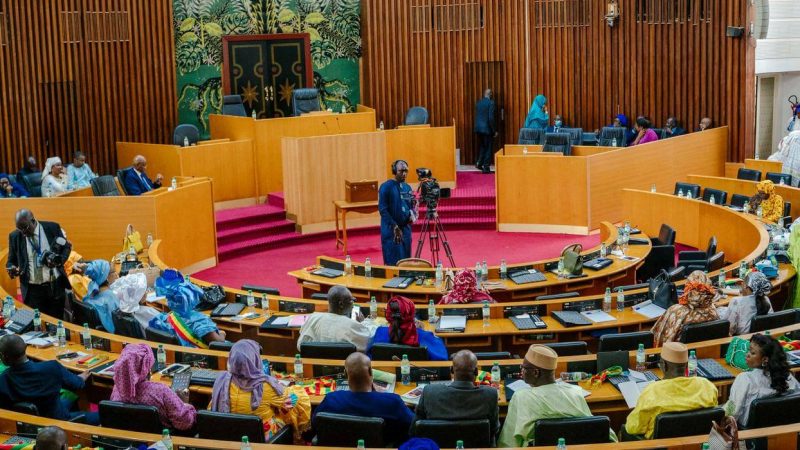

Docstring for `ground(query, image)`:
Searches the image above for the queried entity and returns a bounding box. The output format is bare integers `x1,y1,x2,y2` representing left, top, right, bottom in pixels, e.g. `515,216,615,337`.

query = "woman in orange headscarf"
651,271,720,346
749,179,784,223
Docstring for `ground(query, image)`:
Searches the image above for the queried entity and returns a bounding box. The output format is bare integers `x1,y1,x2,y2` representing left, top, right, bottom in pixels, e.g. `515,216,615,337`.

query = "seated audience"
631,116,659,146
312,352,414,444
16,155,39,181
65,251,90,300
718,271,773,335
724,333,799,426
0,173,28,198
110,343,196,431
297,285,376,352
439,269,494,304
498,345,616,446
596,114,636,144
41,157,68,197
82,260,120,333
0,335,99,424
123,155,163,196
111,272,160,336
698,117,714,131
370,295,447,360
768,131,800,186
747,179,784,223
624,342,718,439
65,151,95,189
35,426,68,450
651,271,719,346
210,339,311,442
788,104,800,133
545,114,566,133
663,117,686,138
524,94,549,129
412,350,499,444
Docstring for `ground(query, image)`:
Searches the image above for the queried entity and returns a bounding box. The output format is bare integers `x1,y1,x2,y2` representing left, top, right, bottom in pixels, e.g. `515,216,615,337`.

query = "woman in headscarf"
210,340,311,442
523,94,549,129
82,260,120,333
439,269,494,305
110,343,196,431
369,296,448,361
748,180,784,223
768,131,800,187
110,272,160,336
718,271,774,335
651,270,720,346
0,173,28,198
41,157,68,197
64,251,90,301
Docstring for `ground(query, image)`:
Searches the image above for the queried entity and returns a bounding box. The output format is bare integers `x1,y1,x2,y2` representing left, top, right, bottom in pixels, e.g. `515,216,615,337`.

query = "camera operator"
379,160,415,266
6,209,71,319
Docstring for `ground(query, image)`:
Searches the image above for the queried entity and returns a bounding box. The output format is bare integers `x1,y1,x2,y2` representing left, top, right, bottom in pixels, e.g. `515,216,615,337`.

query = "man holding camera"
379,160,414,266
6,209,71,319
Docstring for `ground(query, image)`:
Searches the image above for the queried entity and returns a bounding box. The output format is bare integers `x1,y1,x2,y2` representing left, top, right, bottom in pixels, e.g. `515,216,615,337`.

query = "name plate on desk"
345,180,378,203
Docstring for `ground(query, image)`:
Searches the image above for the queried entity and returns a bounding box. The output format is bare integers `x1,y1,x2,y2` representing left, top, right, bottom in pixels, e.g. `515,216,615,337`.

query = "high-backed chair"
729,193,749,208
371,343,428,361
404,106,430,125
651,224,676,246
99,401,163,434
744,392,800,429
145,326,180,345
534,416,611,446
783,201,792,223
414,419,491,448
300,342,357,359
21,172,42,197
90,175,120,196
543,132,572,155
674,182,701,198
518,128,545,145
222,94,247,117
397,258,433,268
702,187,727,204
292,88,321,116
598,331,654,352
209,341,235,351
559,127,583,145
639,223,677,281
681,319,730,344
196,410,269,443
70,296,104,330
112,311,144,339
651,128,666,139
315,412,385,447
708,251,726,272
599,127,626,147
173,124,200,146
543,341,587,356
749,309,798,333
766,172,792,186
677,236,717,273
117,168,132,195
652,407,725,439
737,168,762,181
472,351,514,360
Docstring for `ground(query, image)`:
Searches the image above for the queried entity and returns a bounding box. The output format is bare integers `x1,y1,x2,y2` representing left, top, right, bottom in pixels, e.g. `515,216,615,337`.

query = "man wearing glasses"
6,209,71,319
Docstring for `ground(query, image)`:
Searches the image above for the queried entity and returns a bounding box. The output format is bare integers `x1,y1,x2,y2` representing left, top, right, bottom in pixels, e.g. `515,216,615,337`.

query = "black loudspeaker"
726,26,745,38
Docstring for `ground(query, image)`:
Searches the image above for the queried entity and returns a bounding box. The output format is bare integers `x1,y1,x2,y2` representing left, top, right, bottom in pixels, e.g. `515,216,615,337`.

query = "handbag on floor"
707,416,746,450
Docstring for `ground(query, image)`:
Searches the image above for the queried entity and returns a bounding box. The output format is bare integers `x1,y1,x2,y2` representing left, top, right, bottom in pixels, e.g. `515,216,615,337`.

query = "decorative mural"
173,0,361,137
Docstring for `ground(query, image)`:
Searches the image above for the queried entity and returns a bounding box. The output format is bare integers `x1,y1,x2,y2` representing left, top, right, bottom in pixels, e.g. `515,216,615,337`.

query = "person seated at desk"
312,352,414,445
523,94,549,130
498,345,616,447
697,117,714,131
595,114,636,145
110,343,196,431
35,426,68,450
16,155,39,181
123,155,163,196
718,271,773,336
65,251,90,301
624,342,718,439
111,272,160,336
297,285,376,353
41,157,68,197
768,131,800,186
0,173,28,198
663,117,686,138
631,116,659,146
439,269,494,304
0,335,99,425
210,340,311,443
369,296,447,361
747,180,784,223
651,271,719,347
412,350,499,444
724,333,798,426
545,115,566,133
82,260,120,333
65,151,96,189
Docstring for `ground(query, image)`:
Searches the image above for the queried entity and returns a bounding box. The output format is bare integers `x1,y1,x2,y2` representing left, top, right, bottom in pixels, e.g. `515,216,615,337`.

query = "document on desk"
372,369,396,394
632,300,666,319
270,316,291,326
437,315,467,331
580,310,617,323
288,314,309,328
618,380,654,409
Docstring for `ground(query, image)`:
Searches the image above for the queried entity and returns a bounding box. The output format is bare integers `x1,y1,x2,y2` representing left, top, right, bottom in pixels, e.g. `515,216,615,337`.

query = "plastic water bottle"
650,184,657,193
688,350,698,376
341,104,347,114
481,261,488,282
357,439,366,450
499,259,507,279
401,354,411,385
157,344,167,371
557,257,565,277
739,261,748,279
560,372,590,382
475,262,482,280
251,108,258,119
378,120,384,131
369,295,377,319
557,437,567,449
294,354,304,378
686,190,693,200
636,343,646,371
246,290,255,308
603,287,612,313
2,298,11,320
616,288,625,312
260,293,269,311
600,242,607,257
455,441,465,450
345,255,352,275
81,323,92,351
482,300,490,327
162,429,173,450
32,309,41,331
757,205,763,219
611,137,618,147
241,436,252,450
183,136,189,147
780,177,785,185
171,177,178,190
146,232,154,248
128,244,136,261
522,146,529,155
364,258,372,278
677,188,684,197
710,194,716,205
743,200,750,213
491,362,501,386
718,268,726,287
428,299,436,323
435,262,443,287
56,320,66,348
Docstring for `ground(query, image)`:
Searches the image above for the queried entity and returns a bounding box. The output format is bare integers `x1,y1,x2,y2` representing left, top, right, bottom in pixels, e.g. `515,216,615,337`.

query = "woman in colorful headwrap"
438,269,494,305
718,271,774,335
110,272,160,336
748,179,784,223
0,173,28,198
41,157,68,197
768,131,800,187
148,269,225,347
369,296,448,361
82,260,119,333
651,270,720,346
210,340,311,442
110,343,196,431
523,94,549,129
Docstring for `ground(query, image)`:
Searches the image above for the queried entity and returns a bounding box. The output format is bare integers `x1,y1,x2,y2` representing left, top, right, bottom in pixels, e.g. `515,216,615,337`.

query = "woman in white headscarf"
41,156,68,197
110,272,160,335
768,131,800,187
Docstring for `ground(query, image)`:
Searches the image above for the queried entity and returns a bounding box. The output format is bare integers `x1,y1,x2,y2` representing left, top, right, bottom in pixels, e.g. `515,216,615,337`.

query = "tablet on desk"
436,315,467,333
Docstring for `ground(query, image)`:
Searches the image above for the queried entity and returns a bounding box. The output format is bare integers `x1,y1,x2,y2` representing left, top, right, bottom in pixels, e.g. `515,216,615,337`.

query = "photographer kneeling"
6,209,72,319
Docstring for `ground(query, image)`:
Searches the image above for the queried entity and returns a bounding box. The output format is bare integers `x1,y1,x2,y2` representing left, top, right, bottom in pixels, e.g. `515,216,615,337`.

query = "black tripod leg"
414,217,431,259
434,217,456,267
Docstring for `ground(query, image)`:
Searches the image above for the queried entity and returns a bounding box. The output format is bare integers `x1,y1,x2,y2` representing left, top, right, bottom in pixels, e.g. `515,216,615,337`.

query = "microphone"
391,355,440,375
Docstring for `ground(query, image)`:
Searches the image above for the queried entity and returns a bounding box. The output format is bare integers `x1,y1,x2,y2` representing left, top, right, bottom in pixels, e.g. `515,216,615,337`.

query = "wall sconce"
605,0,620,27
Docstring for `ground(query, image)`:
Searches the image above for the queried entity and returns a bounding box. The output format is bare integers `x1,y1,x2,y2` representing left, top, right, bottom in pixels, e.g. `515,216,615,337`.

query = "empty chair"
730,193,749,208
559,127,583,145
518,128,545,145
99,401,163,434
543,341,587,356
116,168,133,195
291,88,321,116
599,127,626,147
651,224,676,246
472,351,513,360
241,284,280,295
676,236,717,273
783,201,792,222
209,340,235,351
680,319,730,344
21,172,42,197
300,342,357,359
310,292,328,300
173,124,200,146
404,106,430,125
397,258,433,268
315,412,385,447
737,168,762,181
90,175,120,196
371,343,429,361
222,94,247,117
639,223,677,281
414,419,491,448
744,392,800,429
196,410,267,443
543,133,572,155
534,416,611,446
598,331,654,352
652,407,725,439
766,172,792,186
749,309,798,333
145,326,180,345
708,252,726,272
112,311,144,339
674,182,701,199
702,187,727,204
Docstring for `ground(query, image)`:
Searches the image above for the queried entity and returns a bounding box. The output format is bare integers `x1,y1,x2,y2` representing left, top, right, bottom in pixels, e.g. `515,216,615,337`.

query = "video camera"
416,168,450,212
39,237,67,269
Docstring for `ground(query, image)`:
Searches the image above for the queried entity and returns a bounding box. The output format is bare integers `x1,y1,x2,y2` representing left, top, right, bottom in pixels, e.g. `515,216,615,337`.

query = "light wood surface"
686,174,800,218
334,200,379,255
745,159,783,178
385,125,457,187
502,144,616,157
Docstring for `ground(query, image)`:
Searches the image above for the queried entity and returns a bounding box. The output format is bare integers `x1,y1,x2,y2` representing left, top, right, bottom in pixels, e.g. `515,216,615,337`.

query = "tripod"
414,206,455,267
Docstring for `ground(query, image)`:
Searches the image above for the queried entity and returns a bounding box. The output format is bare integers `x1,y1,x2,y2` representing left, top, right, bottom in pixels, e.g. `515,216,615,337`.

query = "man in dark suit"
412,349,500,444
122,155,163,196
6,209,71,319
474,89,497,174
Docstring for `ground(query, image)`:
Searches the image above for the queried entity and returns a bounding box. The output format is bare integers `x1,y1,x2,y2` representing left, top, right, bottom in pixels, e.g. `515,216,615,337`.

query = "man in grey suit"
474,89,497,174
411,350,500,444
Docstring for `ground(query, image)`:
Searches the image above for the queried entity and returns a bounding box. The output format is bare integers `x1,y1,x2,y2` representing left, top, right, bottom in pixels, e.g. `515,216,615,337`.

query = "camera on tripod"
416,168,451,213
414,168,455,266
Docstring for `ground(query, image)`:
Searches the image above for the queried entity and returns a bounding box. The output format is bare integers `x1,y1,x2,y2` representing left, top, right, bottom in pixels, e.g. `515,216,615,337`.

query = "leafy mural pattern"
174,0,361,137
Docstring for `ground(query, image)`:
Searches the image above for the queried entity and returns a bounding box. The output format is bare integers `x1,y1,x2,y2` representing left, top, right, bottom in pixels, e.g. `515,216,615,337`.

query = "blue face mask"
555,120,563,127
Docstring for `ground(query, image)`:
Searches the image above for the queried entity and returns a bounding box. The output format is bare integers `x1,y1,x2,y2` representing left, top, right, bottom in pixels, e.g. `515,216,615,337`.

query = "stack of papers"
580,310,617,323
618,370,654,408
632,300,666,319
270,316,291,326
288,314,309,327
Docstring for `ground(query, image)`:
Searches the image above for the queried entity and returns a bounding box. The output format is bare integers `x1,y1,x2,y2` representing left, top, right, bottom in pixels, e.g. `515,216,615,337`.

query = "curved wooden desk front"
686,174,800,216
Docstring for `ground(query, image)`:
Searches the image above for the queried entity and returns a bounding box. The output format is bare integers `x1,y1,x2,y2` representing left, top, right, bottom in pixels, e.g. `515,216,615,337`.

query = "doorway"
464,62,506,166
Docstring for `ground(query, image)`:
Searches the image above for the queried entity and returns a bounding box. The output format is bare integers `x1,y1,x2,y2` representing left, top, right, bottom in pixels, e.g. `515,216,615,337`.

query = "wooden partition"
687,175,800,217
725,159,783,179
385,125,457,187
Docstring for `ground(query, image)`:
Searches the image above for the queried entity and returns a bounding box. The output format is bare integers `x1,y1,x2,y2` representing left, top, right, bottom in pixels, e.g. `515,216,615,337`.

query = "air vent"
434,2,483,32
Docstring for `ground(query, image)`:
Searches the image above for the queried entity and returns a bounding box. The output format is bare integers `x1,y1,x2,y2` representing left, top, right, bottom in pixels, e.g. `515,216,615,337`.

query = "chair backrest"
70,297,104,330
404,106,430,125
657,223,676,246
674,182,701,198
397,258,433,268
300,342,357,359
371,343,429,361
599,127,626,147
145,326,180,345
117,168,132,195
651,128,666,139
708,252,725,272
209,341,235,351
22,172,42,197
730,193,749,208
99,400,163,434
517,128,545,145
749,309,798,333
653,407,725,439
543,341,587,356
784,201,792,219
744,392,800,429
472,351,513,360
534,416,611,446
559,127,583,145
241,284,280,295
292,88,321,116
737,167,762,181
196,410,266,443
173,124,200,146
705,236,718,257
414,419,491,448
681,319,730,343
702,187,727,204
766,172,792,186
543,132,573,155
11,402,39,416
112,310,144,339
598,331,654,352
222,94,247,117
90,175,120,196
315,412,385,447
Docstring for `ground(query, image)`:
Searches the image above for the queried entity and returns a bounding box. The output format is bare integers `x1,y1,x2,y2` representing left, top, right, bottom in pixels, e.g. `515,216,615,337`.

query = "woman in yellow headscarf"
749,180,784,223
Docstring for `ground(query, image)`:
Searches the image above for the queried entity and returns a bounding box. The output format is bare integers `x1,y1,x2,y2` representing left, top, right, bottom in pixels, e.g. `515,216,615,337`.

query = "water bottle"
56,321,66,348
560,372,590,382
345,255,352,275
491,362,501,386
357,439,366,450
688,350,697,376
435,262,443,287
455,441,465,450
294,354,304,378
241,436,252,450
616,288,625,312
481,261,488,282
157,344,167,371
2,297,11,320
482,300,490,327
401,354,411,385
557,257,565,277
611,137,618,147
743,200,750,213
636,343,646,371
128,244,136,260
81,323,92,351
710,194,716,205
341,104,347,114
251,109,257,119
499,259,507,280
171,177,178,190
556,438,567,450
755,151,760,160
677,188,684,197
522,146,529,155
32,309,41,331
162,429,173,450
146,232,154,248
739,261,748,279
624,221,631,234
260,293,269,311
718,268,726,287
603,287,612,313
183,136,189,147
364,258,372,278
600,242,607,257
428,299,436,323
369,295,377,319
757,205,763,219
780,177,785,185
379,121,384,131
650,184,657,193
475,262,482,280
246,290,255,308
686,190,693,200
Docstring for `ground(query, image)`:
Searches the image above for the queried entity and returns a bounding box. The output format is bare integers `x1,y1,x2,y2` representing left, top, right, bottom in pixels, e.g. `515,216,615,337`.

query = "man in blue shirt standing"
379,160,414,266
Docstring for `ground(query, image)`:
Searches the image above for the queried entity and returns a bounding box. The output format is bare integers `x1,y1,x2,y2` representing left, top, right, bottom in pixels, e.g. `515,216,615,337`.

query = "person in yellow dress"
749,179,784,223
64,251,90,300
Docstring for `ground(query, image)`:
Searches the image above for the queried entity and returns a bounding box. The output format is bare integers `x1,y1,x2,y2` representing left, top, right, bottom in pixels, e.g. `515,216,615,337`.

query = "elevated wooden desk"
686,174,800,216
334,200,379,254
725,158,783,179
